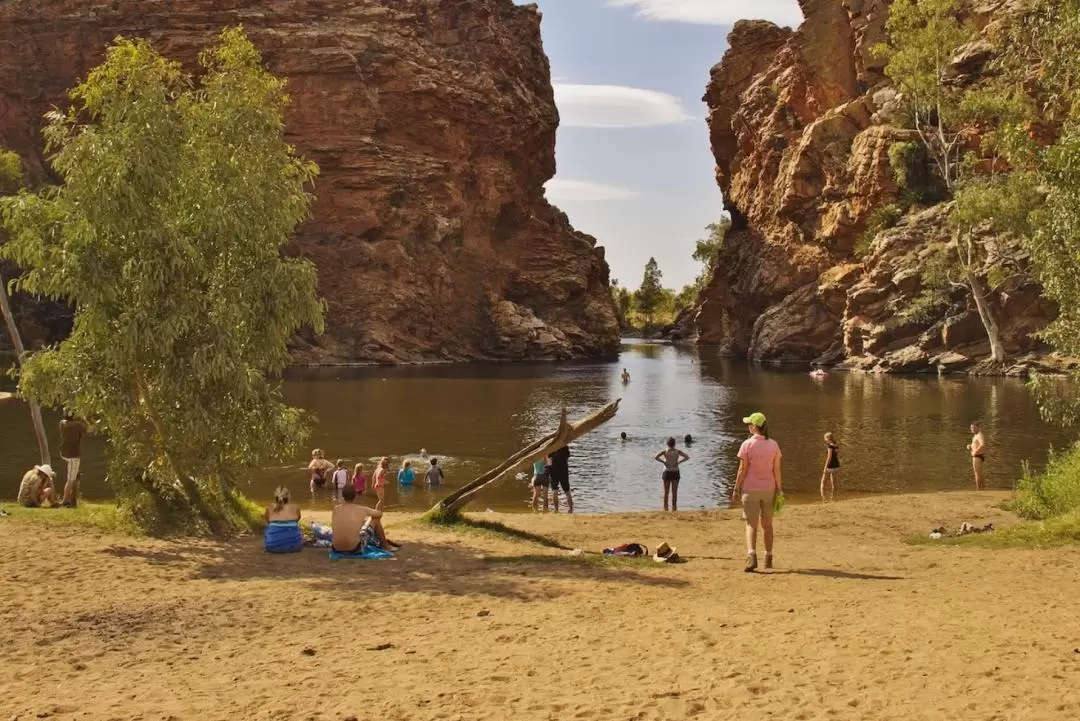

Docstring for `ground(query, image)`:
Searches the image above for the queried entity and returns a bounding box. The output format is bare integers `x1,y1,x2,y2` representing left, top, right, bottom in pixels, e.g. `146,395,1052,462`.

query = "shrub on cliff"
0,28,324,535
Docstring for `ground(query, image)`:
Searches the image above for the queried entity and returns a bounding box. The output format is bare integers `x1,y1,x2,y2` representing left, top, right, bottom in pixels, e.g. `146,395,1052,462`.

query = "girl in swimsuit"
654,437,689,512
353,463,367,494
820,432,840,502
372,457,389,510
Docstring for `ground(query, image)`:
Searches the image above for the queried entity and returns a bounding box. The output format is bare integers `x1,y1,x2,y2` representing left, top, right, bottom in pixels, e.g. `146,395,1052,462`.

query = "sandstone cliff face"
0,0,619,363
675,0,1061,373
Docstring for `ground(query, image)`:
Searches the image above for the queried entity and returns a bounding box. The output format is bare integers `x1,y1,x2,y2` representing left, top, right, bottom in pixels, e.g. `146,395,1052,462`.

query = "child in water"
372,457,389,510
821,432,841,501
353,463,367,494
398,459,416,486
425,457,445,486
531,455,551,512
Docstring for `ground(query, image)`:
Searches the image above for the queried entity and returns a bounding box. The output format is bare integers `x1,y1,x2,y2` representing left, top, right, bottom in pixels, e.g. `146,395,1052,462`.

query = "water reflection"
0,342,1075,513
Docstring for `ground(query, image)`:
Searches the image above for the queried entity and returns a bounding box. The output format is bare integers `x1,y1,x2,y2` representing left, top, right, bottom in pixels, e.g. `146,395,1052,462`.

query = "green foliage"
0,150,21,196
888,141,946,204
875,0,975,192
0,28,324,535
0,501,143,536
690,216,730,294
635,257,664,324
855,203,905,258
1012,446,1080,521
896,244,951,323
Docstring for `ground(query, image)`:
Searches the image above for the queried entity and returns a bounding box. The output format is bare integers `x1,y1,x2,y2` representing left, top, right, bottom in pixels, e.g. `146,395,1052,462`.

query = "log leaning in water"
426,399,621,518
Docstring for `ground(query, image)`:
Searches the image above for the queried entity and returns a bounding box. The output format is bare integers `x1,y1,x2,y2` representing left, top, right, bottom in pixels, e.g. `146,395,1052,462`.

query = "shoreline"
4,490,1079,720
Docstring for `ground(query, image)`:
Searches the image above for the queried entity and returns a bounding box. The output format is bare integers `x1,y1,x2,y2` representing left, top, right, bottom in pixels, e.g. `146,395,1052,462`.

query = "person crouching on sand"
732,412,782,572
821,432,840,502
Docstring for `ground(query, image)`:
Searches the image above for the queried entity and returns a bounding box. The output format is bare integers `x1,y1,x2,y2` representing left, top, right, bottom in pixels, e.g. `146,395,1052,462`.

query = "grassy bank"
0,502,142,536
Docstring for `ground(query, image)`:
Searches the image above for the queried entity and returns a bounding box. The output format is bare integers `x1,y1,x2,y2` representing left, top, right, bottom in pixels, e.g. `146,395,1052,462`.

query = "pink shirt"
737,434,781,492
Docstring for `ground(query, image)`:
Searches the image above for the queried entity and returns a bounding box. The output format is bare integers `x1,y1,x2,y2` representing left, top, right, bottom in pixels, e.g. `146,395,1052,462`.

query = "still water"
1,340,1075,513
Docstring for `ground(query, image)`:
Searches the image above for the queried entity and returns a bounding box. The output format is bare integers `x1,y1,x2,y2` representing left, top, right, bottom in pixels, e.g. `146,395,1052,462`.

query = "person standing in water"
968,423,986,490
621,368,630,384
398,459,416,487
732,412,782,572
372,457,390,510
654,437,689,512
820,432,840,502
530,455,551,512
549,444,573,513
425,457,444,486
308,449,335,493
331,459,350,502
353,463,367,494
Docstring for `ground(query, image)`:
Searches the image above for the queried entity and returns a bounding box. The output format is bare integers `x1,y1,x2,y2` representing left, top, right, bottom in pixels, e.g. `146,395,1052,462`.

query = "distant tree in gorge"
690,216,730,294
609,278,632,329
636,257,663,327
0,28,324,534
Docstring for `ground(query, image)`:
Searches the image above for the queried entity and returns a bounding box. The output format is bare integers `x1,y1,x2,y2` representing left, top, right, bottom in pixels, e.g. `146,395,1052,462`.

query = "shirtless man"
331,485,400,552
620,368,630,384
968,423,986,490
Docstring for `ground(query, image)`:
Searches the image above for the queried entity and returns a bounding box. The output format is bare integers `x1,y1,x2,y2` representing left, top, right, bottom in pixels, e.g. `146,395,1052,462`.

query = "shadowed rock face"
672,0,1061,374
0,0,619,363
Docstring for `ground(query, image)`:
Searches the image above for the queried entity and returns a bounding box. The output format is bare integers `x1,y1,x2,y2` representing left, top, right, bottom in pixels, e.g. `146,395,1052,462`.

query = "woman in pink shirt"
731,412,783,573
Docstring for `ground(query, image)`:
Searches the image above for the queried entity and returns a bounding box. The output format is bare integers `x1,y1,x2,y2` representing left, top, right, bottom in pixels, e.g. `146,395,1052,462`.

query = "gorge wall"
672,0,1062,374
0,0,619,363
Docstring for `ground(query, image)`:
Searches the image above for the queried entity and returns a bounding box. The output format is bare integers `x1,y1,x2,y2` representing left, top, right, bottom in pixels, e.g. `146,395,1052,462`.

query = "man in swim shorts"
331,485,400,552
968,423,986,490
549,444,573,513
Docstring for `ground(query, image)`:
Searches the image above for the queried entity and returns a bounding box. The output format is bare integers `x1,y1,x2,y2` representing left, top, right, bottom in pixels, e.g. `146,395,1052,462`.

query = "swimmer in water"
620,432,628,442
621,368,630,384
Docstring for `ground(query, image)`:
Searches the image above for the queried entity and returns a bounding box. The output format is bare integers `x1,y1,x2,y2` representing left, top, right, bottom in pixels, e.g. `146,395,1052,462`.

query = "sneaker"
764,554,773,570
744,553,757,573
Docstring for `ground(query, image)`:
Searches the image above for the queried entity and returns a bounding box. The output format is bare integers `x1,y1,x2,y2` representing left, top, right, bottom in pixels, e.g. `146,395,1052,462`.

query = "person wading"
654,437,689,512
732,412,782,572
968,423,987,490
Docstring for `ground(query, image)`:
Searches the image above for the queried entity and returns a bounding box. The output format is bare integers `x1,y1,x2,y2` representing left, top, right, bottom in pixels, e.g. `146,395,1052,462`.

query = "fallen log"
424,399,621,519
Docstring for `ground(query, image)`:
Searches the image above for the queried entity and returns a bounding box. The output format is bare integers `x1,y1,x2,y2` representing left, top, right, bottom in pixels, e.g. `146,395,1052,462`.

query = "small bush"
855,203,906,257
1012,445,1080,520
888,141,948,204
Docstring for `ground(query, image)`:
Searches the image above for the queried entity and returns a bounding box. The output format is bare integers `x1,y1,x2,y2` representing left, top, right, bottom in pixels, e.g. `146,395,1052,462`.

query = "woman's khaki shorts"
741,490,775,522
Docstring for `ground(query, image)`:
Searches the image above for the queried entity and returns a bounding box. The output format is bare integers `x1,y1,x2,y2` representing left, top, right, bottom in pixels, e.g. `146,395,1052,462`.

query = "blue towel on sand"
329,547,394,560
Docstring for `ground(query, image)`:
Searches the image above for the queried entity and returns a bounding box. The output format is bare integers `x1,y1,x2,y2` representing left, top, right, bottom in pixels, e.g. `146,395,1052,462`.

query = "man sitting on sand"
331,485,401,553
17,464,58,508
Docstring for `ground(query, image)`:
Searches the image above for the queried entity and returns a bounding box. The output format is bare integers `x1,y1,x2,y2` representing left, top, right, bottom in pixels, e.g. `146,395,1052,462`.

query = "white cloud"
545,179,642,202
554,84,692,128
606,0,804,27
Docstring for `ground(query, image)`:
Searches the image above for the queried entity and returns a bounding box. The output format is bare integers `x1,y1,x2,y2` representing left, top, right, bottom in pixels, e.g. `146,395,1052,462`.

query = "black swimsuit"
827,444,840,470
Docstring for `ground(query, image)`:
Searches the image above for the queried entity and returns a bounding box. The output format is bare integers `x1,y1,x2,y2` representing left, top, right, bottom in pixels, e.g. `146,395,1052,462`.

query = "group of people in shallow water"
305,448,444,510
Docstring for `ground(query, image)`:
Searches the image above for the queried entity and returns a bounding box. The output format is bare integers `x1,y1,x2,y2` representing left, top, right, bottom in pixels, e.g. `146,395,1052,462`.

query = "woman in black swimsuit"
820,432,840,502
654,437,689,512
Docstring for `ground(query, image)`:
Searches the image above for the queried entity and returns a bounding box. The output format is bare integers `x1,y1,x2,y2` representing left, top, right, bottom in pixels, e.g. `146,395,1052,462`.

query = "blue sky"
520,0,803,289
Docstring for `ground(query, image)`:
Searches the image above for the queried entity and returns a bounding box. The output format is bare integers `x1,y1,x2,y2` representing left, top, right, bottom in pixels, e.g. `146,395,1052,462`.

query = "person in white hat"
17,464,58,508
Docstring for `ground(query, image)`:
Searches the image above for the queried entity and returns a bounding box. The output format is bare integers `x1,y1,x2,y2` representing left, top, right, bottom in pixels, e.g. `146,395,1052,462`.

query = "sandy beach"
3,492,1079,721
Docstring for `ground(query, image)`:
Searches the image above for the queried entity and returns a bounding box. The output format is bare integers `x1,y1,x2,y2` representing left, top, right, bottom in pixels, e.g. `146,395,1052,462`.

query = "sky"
520,0,804,289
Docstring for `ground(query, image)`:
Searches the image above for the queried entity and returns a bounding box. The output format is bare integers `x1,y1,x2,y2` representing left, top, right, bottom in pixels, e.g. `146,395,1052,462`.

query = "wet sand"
3,491,1079,721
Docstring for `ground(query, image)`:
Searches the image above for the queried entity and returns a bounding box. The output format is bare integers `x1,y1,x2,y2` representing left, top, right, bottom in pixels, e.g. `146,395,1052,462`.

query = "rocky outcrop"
0,0,619,363
673,0,1063,373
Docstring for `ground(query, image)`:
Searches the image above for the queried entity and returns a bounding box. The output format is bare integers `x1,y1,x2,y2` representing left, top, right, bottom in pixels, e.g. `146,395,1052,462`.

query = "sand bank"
2,492,1079,720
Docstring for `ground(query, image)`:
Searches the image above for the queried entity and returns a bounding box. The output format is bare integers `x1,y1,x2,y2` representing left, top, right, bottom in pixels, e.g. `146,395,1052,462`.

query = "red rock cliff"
0,0,619,363
677,0,1061,374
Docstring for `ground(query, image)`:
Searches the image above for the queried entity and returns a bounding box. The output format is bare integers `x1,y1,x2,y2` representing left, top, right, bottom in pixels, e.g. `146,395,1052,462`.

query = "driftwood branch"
425,399,621,519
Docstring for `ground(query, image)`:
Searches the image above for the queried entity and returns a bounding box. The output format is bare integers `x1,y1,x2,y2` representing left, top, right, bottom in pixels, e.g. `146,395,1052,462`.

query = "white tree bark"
0,271,52,465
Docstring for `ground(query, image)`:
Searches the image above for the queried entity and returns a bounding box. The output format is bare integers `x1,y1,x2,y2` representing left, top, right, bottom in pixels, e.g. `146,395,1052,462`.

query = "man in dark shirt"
549,444,573,513
59,412,89,507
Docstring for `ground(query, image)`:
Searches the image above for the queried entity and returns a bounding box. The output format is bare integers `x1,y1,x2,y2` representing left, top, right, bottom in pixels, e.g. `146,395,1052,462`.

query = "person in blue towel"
263,487,303,553
331,485,400,553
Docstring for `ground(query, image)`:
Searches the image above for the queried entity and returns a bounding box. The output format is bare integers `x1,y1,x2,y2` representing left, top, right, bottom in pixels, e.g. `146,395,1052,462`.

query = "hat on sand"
742,412,767,427
654,541,680,563
34,464,55,479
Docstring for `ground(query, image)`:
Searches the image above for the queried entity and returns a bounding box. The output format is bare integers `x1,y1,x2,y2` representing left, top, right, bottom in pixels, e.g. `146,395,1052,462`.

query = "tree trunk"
0,271,51,465
967,271,1007,364
426,399,621,518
